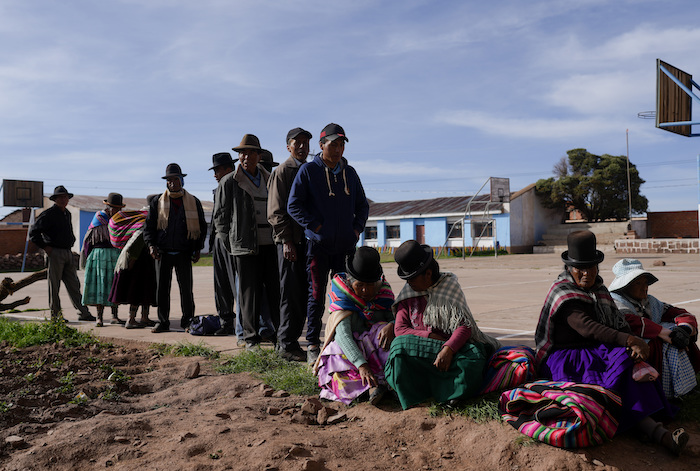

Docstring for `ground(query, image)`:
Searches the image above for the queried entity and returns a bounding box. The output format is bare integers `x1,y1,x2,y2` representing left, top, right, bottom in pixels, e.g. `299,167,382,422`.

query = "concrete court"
3,251,699,355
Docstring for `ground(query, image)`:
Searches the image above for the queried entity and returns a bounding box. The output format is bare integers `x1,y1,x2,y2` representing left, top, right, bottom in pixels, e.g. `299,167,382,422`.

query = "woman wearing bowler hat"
313,246,395,406
81,193,127,327
535,230,689,455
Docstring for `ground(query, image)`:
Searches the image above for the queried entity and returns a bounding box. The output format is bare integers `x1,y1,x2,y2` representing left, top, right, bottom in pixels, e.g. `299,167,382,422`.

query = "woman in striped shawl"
534,230,689,456
385,240,501,410
313,247,395,406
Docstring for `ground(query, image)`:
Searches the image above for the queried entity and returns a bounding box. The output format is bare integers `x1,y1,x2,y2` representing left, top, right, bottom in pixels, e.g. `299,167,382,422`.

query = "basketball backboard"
489,177,510,203
2,180,44,208
656,59,694,137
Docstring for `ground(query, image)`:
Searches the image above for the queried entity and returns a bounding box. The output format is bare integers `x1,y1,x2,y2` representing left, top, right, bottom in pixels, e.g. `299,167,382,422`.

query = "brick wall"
0,227,40,255
614,238,699,254
647,211,698,238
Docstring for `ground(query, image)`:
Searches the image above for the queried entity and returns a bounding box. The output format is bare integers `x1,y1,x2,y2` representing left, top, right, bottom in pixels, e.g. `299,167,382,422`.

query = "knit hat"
608,258,658,293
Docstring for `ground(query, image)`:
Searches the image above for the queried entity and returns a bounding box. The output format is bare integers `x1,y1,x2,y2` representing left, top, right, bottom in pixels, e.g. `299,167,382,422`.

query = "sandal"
664,428,689,456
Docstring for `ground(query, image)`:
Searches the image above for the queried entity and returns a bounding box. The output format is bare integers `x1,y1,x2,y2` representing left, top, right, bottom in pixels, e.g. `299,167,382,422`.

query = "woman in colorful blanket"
313,246,395,405
81,193,126,327
534,230,689,455
609,258,699,398
385,240,501,410
107,198,157,329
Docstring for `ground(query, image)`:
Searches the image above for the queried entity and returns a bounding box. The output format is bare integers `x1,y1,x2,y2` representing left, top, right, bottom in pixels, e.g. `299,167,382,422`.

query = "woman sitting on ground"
313,246,395,406
535,230,688,455
609,258,699,398
385,240,501,410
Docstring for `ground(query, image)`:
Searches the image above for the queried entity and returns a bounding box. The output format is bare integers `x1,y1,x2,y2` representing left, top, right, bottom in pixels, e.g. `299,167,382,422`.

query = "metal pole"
697,155,700,249
626,129,632,219
21,210,34,273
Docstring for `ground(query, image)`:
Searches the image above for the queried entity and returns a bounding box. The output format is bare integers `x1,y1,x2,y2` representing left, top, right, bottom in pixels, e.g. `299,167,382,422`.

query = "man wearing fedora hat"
208,153,238,336
215,134,280,349
29,185,95,322
268,127,313,362
287,123,369,363
385,240,500,409
144,163,207,333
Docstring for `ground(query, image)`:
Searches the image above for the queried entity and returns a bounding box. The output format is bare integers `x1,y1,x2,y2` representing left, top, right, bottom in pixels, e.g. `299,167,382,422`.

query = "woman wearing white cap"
609,258,699,398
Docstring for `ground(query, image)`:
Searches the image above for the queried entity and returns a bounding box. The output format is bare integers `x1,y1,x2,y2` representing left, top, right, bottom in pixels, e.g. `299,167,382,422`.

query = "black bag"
188,315,221,336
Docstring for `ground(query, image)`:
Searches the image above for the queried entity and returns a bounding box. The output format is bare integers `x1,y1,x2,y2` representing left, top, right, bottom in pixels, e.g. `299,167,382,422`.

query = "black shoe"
307,345,321,365
245,341,261,351
152,323,170,333
77,312,96,321
279,348,307,362
369,384,388,406
213,327,232,336
180,318,192,330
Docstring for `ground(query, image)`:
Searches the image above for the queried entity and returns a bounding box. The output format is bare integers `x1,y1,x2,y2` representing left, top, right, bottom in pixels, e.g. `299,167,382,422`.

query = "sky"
2,0,700,219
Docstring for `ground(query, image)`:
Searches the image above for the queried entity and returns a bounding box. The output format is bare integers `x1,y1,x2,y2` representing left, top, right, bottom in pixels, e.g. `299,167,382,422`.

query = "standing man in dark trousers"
29,185,95,322
268,127,312,362
209,153,238,336
145,163,207,333
288,123,369,363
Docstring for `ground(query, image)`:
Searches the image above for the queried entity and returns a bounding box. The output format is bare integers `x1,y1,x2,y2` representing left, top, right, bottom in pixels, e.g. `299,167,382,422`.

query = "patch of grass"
429,393,502,423
0,402,10,413
149,341,220,359
107,369,131,384
192,253,213,267
23,372,36,383
101,385,121,402
0,317,100,348
215,348,319,396
57,371,75,394
514,435,539,447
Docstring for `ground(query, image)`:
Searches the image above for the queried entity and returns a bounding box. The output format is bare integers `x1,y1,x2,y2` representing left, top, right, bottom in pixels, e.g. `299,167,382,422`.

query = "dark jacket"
214,165,271,256
29,204,76,250
287,153,369,254
144,191,207,254
267,155,305,245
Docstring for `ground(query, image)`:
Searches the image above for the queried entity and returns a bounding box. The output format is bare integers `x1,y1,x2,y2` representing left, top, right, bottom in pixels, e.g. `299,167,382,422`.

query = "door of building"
416,225,425,244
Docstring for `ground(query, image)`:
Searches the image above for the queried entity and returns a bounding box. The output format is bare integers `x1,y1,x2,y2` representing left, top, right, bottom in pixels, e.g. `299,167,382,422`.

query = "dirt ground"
1,338,698,471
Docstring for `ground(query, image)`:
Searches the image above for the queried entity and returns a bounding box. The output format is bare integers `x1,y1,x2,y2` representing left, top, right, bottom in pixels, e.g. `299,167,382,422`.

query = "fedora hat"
209,152,234,171
561,230,604,267
49,185,73,201
259,149,279,172
162,163,187,179
395,240,433,280
608,258,658,293
103,193,126,208
346,246,383,283
232,134,265,153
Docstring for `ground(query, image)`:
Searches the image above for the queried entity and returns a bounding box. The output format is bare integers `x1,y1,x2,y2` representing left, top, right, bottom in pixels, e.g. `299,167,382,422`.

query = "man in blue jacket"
287,123,369,363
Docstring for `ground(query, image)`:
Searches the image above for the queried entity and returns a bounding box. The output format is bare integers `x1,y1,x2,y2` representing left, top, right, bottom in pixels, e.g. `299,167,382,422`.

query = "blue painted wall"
424,217,447,246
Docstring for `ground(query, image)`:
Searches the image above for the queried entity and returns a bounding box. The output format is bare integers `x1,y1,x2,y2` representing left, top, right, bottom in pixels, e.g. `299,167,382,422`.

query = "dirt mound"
0,340,698,470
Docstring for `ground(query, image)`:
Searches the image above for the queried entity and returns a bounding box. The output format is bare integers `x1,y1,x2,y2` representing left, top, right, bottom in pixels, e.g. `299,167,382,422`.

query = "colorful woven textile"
109,210,147,249
328,273,394,321
480,346,536,394
499,380,621,448
88,210,109,231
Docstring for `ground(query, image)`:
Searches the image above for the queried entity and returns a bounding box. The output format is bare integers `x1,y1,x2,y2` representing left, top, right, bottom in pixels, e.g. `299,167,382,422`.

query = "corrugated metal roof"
368,194,502,218
46,194,214,213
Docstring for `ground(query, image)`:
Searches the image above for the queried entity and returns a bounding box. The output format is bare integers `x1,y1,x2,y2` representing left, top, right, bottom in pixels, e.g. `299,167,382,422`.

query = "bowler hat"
49,185,74,201
232,134,265,152
319,123,348,142
561,230,604,267
346,247,383,283
103,193,126,208
209,152,234,171
286,127,312,144
395,240,433,280
162,163,187,179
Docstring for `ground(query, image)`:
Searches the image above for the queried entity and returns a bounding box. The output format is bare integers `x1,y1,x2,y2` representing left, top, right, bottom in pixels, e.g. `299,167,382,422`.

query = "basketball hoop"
637,111,656,119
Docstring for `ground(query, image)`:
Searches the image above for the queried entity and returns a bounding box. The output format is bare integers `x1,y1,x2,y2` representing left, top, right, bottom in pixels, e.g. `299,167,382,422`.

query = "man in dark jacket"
287,123,369,363
29,185,95,322
268,127,312,362
144,163,207,333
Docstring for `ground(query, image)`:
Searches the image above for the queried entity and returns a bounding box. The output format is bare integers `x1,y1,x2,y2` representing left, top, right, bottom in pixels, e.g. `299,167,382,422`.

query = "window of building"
365,226,377,239
386,225,400,239
447,221,463,239
472,221,493,238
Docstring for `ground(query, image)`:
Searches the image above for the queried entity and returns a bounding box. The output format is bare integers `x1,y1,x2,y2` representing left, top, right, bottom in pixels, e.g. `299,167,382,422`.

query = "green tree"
535,148,648,221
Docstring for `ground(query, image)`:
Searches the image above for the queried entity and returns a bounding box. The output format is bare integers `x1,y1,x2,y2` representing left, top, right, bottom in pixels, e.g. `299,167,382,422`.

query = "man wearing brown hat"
29,185,95,322
208,153,238,336
215,134,280,349
287,123,370,363
267,127,312,361
144,164,207,333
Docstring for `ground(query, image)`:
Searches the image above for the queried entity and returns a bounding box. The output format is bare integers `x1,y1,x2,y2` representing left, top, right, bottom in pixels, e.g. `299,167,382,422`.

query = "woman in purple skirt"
534,230,689,455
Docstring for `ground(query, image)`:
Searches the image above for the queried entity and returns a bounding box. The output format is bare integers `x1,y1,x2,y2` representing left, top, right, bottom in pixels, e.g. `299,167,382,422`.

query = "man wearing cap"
208,153,238,336
144,163,207,333
215,134,280,349
267,127,312,362
29,185,95,322
287,123,370,363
